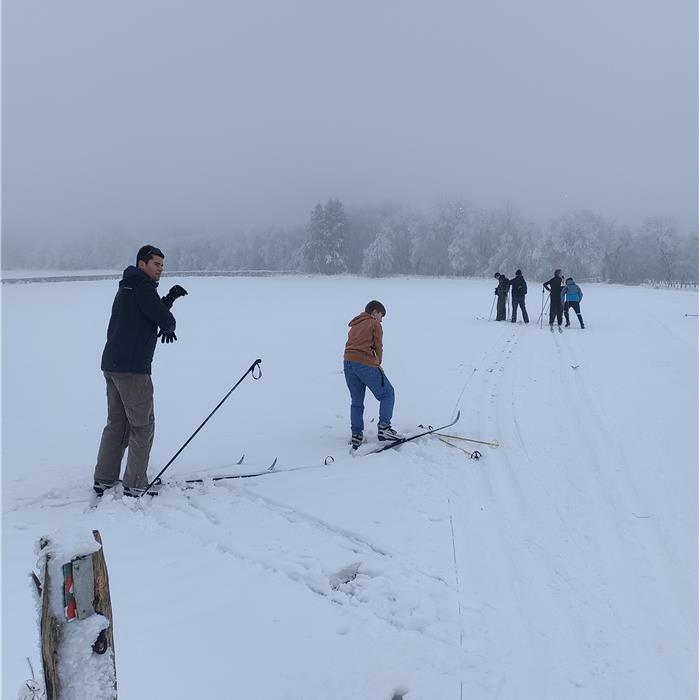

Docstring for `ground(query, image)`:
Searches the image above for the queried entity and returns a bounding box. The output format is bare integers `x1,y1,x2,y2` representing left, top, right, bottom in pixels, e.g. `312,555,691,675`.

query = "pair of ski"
94,413,468,499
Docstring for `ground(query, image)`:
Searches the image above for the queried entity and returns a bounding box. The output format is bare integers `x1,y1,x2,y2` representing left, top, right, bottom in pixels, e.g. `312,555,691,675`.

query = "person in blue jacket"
561,277,585,328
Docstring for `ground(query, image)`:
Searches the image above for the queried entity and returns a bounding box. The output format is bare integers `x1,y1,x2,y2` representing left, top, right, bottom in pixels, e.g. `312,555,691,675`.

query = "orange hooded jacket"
343,312,383,367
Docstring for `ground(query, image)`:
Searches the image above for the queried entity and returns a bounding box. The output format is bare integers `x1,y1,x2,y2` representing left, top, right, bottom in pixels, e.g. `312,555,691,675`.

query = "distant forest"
3,199,698,283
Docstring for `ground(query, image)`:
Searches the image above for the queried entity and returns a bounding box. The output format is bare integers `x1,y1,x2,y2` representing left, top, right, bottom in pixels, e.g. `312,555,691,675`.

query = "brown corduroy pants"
94,371,155,489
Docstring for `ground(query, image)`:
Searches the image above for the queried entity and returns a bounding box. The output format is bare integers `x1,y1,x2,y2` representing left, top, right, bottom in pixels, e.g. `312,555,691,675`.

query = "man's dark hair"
494,272,500,279
137,245,165,264
365,300,386,317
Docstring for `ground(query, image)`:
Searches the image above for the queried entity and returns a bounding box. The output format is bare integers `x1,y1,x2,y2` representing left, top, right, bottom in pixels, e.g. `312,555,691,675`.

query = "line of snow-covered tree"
3,198,698,283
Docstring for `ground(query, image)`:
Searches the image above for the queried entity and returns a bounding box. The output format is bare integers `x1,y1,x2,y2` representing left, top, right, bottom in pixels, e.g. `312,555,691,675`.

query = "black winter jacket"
511,274,527,297
101,266,176,374
543,275,564,300
495,276,510,295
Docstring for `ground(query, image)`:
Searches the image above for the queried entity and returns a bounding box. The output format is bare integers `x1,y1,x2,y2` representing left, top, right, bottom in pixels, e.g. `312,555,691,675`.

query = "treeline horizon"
3,198,698,284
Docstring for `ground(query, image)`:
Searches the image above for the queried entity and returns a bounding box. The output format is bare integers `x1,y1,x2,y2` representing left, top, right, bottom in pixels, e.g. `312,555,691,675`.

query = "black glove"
162,285,188,309
158,329,178,344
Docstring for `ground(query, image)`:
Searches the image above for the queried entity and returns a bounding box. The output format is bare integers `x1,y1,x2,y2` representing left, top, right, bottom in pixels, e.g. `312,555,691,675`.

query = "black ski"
369,411,461,453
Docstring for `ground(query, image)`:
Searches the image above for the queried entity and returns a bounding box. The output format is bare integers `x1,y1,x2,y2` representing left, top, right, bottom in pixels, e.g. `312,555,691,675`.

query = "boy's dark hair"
365,300,386,317
137,245,165,264
494,272,500,279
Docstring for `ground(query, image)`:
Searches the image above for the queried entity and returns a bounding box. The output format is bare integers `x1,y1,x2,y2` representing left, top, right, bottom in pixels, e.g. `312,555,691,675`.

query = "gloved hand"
162,285,188,309
158,330,178,344
168,285,188,299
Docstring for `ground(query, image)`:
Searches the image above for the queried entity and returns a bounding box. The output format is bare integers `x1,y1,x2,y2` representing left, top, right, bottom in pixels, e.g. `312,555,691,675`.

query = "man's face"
138,255,164,281
370,309,384,322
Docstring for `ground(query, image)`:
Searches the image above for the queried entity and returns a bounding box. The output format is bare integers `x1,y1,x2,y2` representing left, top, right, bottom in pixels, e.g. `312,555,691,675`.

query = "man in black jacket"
543,268,564,329
510,269,529,323
94,245,187,496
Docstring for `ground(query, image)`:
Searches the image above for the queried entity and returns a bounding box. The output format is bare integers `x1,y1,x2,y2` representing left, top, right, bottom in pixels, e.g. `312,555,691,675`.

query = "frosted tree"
361,225,395,277
301,200,348,274
487,205,540,278
535,211,611,280
674,231,699,283
602,226,638,282
445,203,499,276
414,198,470,276
637,216,680,282
359,208,423,275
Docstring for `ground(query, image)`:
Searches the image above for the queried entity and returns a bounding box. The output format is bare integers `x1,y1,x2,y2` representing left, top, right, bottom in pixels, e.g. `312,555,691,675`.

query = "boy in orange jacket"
343,300,402,449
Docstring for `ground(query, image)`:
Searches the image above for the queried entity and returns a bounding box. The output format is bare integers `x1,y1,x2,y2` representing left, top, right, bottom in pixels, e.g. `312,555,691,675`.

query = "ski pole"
538,287,545,327
141,359,263,495
488,295,496,321
538,294,550,328
436,434,482,459
435,433,499,448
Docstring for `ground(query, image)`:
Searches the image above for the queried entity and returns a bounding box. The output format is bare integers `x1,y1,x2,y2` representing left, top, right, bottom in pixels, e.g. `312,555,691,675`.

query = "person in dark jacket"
343,300,402,450
543,269,564,329
94,245,188,496
561,277,585,328
494,273,510,321
510,269,529,323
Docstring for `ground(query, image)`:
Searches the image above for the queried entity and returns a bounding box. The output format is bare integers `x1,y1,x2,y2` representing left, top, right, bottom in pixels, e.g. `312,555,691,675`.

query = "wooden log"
38,538,62,699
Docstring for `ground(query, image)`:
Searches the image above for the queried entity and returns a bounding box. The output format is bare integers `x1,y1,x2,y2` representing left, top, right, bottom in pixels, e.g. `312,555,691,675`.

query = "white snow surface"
2,275,698,699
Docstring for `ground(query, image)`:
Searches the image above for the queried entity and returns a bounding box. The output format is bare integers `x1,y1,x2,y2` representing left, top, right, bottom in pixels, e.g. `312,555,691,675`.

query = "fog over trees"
3,198,697,284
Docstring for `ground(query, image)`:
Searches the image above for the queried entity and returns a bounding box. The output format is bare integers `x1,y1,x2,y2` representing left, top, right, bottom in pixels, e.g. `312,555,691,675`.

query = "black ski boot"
351,432,363,450
93,478,120,497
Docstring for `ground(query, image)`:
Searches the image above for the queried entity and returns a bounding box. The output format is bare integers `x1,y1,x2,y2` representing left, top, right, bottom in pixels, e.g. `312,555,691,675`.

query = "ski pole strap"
252,359,262,380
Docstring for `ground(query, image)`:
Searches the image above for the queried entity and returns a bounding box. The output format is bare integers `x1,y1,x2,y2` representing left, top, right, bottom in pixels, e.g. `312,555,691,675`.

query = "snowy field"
2,274,698,699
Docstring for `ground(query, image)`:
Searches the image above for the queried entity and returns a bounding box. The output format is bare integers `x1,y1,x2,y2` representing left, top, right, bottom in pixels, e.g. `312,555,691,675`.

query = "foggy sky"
3,0,698,243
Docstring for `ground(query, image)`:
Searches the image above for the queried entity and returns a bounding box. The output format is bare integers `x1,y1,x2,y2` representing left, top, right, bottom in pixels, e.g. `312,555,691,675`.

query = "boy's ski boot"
351,432,364,450
378,424,403,442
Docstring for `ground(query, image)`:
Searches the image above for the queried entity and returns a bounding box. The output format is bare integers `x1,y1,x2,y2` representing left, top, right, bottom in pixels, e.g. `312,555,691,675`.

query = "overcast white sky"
3,0,698,242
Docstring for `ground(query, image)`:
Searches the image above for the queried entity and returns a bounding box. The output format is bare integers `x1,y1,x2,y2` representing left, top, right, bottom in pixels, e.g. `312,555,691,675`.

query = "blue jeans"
343,360,395,433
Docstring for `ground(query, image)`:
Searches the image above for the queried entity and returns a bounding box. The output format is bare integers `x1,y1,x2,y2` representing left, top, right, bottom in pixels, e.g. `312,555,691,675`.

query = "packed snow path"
3,276,697,699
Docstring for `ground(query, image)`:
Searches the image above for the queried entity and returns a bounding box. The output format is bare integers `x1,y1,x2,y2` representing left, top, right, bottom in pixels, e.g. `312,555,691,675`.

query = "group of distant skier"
493,268,585,330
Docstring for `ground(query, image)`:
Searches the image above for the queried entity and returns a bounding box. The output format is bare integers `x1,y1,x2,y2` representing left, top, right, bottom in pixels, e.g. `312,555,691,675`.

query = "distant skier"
93,245,188,497
343,300,402,450
510,269,529,323
562,277,585,328
543,269,565,330
494,273,510,321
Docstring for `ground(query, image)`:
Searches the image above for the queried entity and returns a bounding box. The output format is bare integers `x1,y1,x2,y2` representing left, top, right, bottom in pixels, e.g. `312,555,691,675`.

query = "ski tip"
454,410,461,422
267,457,278,472
236,453,246,465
